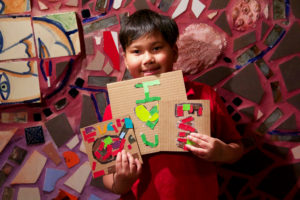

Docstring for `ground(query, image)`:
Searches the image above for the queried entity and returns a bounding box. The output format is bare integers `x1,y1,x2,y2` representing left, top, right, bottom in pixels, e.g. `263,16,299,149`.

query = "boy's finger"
185,144,207,158
121,150,129,168
127,152,136,173
187,135,208,148
135,158,142,175
115,152,122,171
190,133,210,142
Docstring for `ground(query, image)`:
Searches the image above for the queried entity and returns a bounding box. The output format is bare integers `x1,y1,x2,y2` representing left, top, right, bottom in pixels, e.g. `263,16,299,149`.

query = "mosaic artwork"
81,117,142,178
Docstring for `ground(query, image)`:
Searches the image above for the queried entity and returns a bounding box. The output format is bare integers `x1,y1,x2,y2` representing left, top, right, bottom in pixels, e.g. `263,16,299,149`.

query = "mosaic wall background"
0,0,300,199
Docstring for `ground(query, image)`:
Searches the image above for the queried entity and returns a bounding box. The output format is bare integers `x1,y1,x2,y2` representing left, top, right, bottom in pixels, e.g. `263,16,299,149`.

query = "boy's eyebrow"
128,41,164,49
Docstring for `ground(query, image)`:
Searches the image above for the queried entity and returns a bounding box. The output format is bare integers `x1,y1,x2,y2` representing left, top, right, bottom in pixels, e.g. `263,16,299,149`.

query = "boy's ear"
122,52,129,69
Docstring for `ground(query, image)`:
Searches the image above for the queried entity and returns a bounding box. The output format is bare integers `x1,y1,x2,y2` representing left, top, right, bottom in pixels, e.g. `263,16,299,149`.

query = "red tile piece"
103,31,120,71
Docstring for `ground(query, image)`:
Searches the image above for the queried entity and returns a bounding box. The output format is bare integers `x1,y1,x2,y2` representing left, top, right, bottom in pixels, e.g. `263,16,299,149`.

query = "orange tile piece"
63,151,80,168
53,189,78,200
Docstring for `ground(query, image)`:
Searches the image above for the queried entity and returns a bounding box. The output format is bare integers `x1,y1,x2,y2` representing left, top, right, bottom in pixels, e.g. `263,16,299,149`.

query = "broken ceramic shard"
279,56,300,92
215,11,232,36
88,76,117,87
230,0,264,31
0,128,17,153
222,63,264,104
191,0,206,18
83,15,118,34
64,161,91,193
270,22,300,60
233,31,257,52
45,113,75,148
194,66,235,86
80,95,99,128
42,142,62,166
11,150,47,184
159,0,174,12
172,0,189,19
174,23,227,75
209,0,229,10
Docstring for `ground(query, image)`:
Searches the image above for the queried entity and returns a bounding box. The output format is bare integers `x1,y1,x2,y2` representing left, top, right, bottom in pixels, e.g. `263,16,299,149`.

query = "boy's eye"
131,49,140,54
153,46,162,51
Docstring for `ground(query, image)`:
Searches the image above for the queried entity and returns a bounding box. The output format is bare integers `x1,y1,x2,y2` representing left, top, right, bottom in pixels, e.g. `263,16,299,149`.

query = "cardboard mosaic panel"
80,116,142,178
159,100,210,152
108,70,187,155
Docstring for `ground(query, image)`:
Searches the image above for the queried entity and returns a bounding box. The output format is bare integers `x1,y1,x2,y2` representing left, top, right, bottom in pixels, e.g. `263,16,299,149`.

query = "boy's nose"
143,52,155,65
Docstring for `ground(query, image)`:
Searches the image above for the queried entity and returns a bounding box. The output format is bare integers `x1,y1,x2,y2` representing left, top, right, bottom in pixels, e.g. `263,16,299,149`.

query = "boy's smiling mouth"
142,67,161,76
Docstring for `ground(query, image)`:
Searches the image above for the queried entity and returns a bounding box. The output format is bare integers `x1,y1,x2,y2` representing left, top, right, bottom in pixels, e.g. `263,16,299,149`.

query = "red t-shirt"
103,80,241,200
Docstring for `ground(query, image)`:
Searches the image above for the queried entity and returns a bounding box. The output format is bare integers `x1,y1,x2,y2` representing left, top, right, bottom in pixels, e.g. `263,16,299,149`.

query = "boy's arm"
103,150,142,194
185,133,243,163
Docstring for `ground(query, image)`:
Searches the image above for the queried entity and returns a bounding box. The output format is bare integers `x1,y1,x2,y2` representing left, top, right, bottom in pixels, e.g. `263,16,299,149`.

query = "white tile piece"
292,145,300,159
257,109,264,120
18,187,40,200
113,0,123,9
192,0,205,18
207,11,218,20
38,0,49,10
172,0,189,19
66,134,80,149
79,140,87,154
95,36,102,45
64,161,91,193
111,31,119,52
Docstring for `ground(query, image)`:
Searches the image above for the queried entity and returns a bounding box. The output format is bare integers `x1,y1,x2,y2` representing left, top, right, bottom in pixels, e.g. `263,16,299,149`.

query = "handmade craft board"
32,12,80,58
80,116,142,178
0,60,41,104
159,100,210,152
108,70,187,155
0,16,36,61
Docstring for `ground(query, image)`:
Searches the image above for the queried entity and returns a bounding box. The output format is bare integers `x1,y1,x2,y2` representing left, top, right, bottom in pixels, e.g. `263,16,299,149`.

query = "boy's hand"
113,150,142,193
185,133,226,162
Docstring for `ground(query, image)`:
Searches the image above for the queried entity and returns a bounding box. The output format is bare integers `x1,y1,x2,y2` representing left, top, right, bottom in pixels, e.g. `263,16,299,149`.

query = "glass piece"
257,108,283,134
236,45,260,66
264,24,285,46
255,59,273,79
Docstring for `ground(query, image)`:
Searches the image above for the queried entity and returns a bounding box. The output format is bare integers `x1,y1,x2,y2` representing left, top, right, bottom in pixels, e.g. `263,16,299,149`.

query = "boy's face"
124,31,178,78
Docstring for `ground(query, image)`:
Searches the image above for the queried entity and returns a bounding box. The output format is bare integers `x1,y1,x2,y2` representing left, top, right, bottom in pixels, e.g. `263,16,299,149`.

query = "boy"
103,9,243,200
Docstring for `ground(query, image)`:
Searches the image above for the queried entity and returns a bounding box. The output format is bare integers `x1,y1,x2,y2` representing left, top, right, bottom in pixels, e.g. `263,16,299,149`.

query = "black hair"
119,9,179,51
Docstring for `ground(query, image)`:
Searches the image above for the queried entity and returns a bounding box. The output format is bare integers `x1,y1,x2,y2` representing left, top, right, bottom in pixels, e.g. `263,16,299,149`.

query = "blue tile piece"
88,194,102,200
43,168,67,192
